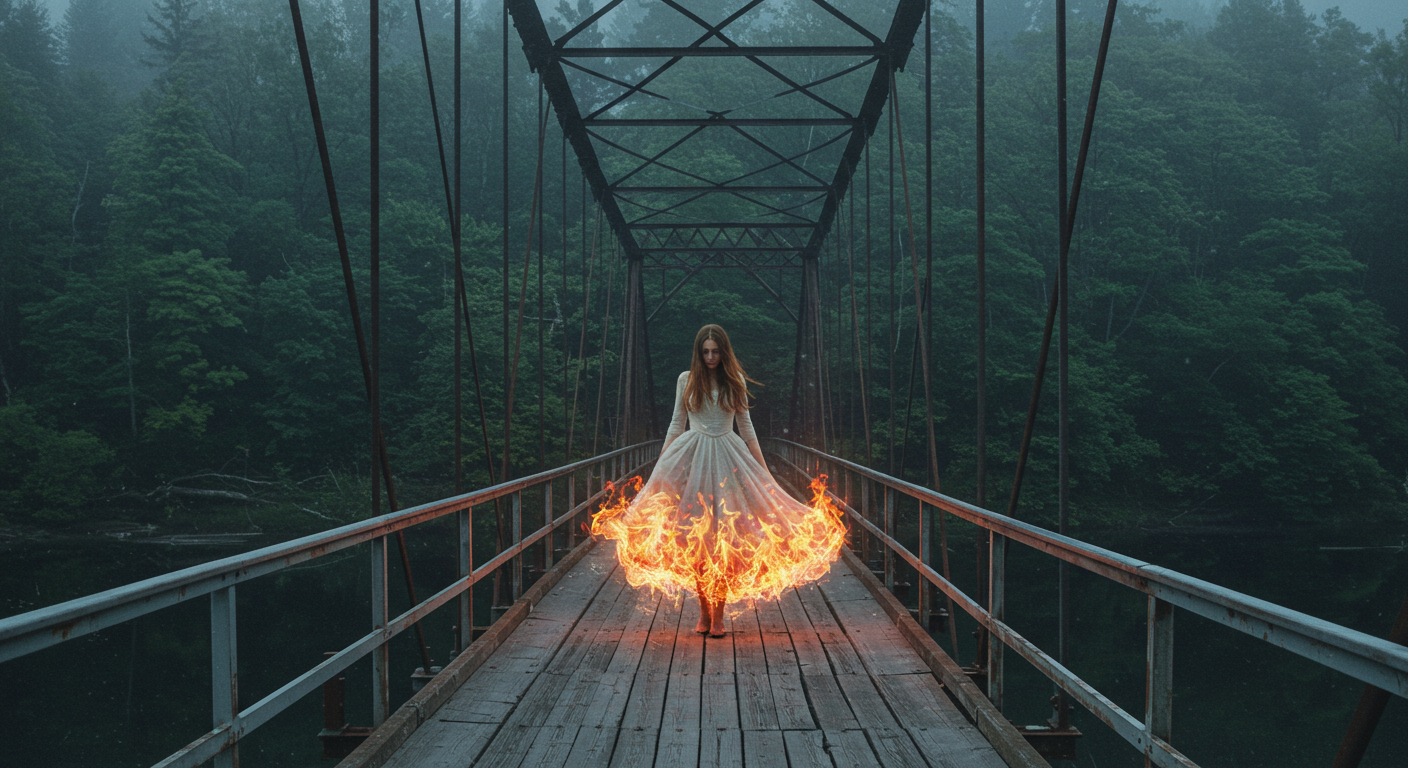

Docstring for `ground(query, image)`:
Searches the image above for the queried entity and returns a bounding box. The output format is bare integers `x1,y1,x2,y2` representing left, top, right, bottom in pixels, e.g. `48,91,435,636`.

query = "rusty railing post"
371,535,389,725
989,531,1006,712
511,491,523,599
210,585,238,768
1145,596,1174,767
457,503,471,654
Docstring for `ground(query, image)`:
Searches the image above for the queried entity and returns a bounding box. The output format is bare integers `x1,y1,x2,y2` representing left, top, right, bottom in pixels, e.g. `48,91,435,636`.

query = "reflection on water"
1,520,1406,767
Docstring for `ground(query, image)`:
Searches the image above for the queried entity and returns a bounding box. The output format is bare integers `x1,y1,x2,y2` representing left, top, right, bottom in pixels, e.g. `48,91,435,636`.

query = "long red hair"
685,324,759,414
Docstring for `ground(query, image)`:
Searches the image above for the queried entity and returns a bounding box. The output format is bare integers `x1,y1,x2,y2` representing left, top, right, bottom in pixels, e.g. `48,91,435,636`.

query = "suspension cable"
288,0,431,672
889,68,959,656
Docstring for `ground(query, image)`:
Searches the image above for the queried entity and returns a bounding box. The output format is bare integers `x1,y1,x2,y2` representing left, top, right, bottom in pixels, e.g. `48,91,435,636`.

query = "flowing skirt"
592,430,845,604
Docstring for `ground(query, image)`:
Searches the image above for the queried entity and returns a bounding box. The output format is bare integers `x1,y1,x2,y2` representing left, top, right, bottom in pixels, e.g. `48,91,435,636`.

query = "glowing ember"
590,474,845,605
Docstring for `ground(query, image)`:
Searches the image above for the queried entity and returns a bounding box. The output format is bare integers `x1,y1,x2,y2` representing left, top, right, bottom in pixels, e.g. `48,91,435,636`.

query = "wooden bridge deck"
347,544,1036,768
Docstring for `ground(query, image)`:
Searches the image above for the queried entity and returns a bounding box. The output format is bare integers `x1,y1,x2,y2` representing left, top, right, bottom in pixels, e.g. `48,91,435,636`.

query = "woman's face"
701,338,721,369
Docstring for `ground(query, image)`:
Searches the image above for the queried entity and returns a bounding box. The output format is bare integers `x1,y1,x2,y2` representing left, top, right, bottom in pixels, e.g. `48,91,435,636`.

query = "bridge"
2,1,1407,767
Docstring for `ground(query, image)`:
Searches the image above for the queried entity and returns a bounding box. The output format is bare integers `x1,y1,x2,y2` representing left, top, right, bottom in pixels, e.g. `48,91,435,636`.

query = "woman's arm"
661,371,689,452
735,396,773,478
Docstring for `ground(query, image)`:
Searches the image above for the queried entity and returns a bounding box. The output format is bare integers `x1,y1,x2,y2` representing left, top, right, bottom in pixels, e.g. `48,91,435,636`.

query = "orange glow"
590,474,845,605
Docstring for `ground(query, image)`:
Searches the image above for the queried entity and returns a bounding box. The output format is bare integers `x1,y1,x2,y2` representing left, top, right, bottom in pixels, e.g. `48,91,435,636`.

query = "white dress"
593,370,845,605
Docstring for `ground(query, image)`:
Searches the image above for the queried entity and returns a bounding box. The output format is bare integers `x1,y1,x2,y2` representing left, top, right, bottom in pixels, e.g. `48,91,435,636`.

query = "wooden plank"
380,720,496,768
825,599,928,677
872,674,968,731
906,727,1011,768
563,726,619,768
620,597,684,730
755,596,789,634
760,632,800,675
781,730,833,768
799,673,859,731
732,601,762,634
737,671,780,730
606,590,663,675
545,574,630,674
579,669,634,728
704,631,735,675
732,603,770,678
700,727,743,768
775,591,830,675
657,671,701,768
795,585,865,676
661,672,702,727
822,730,881,768
742,729,788,768
767,672,814,730
472,724,541,768
816,563,871,602
520,725,582,768
541,668,604,727
795,584,844,635
777,588,812,629
500,668,577,729
838,548,1050,768
671,610,706,675
835,675,899,730
655,723,701,768
637,596,684,678
608,727,659,768
865,728,929,768
788,628,831,676
619,672,670,730
701,674,740,731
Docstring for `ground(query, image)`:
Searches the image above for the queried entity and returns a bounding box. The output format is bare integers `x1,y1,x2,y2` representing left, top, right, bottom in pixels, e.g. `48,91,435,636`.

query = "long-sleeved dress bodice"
663,370,759,446
592,369,845,605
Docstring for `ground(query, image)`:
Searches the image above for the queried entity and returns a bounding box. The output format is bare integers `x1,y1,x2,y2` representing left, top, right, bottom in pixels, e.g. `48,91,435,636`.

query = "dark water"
2,518,1406,768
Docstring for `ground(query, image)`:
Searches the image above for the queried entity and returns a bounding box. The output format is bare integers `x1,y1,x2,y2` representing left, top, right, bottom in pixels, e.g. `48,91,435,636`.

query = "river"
1,518,1405,767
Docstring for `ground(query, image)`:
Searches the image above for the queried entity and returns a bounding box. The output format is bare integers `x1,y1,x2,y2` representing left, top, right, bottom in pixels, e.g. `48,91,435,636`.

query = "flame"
590,474,845,605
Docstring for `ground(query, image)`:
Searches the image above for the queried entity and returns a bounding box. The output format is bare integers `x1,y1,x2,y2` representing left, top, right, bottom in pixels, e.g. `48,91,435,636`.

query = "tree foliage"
0,0,1405,527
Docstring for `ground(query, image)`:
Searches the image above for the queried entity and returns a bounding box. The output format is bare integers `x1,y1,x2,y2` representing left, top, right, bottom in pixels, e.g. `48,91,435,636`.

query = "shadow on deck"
341,542,1047,768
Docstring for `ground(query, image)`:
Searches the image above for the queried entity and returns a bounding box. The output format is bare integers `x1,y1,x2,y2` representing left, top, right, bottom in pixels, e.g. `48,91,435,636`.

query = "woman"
592,324,845,637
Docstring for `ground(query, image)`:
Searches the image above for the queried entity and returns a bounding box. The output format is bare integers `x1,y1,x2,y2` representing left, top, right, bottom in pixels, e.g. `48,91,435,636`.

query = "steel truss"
507,0,925,269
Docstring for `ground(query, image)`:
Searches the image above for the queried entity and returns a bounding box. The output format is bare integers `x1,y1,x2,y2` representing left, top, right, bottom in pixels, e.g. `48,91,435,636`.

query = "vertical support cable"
453,0,471,655
890,69,958,657
495,0,510,607
1055,0,1073,731
289,0,430,671
538,81,547,474
887,103,896,475
975,0,992,679
370,1,389,724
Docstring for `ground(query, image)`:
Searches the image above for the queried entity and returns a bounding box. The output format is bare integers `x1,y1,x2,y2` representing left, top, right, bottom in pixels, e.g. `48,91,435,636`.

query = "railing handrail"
765,439,1408,768
767,438,1408,687
0,441,658,662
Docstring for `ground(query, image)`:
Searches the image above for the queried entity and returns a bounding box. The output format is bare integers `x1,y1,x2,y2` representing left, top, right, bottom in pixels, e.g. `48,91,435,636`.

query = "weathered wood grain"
562,726,618,768
379,720,496,768
800,673,860,731
768,672,814,730
781,730,833,768
822,729,882,768
865,728,929,768
607,727,658,768
742,730,788,768
700,727,743,768
835,674,899,730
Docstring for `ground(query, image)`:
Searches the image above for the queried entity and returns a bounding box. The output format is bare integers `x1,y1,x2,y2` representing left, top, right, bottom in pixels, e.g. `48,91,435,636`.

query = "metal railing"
0,441,661,768
765,438,1408,768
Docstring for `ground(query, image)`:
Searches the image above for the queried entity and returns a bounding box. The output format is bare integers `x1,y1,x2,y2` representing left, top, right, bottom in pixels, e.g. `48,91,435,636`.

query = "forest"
1,0,1406,533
